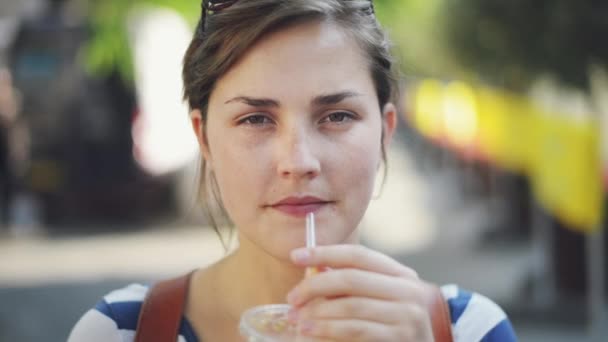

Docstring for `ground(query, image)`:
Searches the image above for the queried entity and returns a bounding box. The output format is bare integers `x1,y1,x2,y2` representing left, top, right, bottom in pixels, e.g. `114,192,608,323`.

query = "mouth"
268,196,333,218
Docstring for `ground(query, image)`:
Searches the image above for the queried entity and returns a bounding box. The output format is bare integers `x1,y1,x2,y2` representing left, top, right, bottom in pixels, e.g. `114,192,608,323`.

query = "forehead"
210,19,375,106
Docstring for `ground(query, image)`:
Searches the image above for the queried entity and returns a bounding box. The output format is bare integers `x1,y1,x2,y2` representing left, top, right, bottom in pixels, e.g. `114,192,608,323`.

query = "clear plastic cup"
239,304,298,341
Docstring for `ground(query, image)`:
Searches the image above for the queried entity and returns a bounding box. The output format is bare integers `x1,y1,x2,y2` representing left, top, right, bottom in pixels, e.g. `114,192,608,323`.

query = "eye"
238,114,273,126
320,111,356,123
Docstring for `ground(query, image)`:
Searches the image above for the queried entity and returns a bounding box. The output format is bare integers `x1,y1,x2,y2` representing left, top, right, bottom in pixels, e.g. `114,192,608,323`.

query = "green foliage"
84,0,134,81
375,0,460,79
442,0,608,90
84,0,200,81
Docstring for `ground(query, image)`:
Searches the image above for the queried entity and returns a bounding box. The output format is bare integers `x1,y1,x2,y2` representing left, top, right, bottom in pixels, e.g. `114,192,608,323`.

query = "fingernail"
298,320,314,334
291,248,310,263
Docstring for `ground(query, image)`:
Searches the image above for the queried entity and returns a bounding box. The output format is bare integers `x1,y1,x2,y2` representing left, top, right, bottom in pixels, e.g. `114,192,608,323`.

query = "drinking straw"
305,212,319,277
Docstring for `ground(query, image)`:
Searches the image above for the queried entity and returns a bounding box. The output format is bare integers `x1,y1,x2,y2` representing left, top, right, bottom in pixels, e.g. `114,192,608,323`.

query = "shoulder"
440,284,518,342
68,284,150,342
69,282,199,342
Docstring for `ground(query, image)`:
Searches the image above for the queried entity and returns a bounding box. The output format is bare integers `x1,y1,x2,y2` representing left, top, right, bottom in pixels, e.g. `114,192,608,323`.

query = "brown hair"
182,0,398,246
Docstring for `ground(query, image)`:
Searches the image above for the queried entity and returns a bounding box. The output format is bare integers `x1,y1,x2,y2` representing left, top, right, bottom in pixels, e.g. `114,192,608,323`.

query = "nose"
275,125,321,179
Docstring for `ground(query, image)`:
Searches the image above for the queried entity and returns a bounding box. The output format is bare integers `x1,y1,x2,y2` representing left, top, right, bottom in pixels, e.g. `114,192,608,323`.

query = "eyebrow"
225,96,279,107
312,91,362,107
224,91,362,108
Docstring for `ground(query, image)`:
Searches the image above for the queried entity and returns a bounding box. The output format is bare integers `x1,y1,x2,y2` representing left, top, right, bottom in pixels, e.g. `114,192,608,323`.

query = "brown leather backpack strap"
135,271,195,342
423,282,454,342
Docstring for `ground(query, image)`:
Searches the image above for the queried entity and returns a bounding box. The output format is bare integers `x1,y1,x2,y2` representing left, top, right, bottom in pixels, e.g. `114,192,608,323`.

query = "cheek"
206,133,271,219
329,124,383,196
348,118,383,168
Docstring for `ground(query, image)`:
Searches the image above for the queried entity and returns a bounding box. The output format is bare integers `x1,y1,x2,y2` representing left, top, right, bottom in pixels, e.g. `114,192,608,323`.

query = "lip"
269,196,332,218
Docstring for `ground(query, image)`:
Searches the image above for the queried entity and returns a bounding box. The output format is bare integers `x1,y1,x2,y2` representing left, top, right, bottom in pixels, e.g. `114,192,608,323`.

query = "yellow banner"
475,88,535,174
530,114,602,231
408,79,603,232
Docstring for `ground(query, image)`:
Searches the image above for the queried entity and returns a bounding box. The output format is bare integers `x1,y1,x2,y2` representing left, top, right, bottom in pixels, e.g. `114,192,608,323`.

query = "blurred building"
1,0,192,230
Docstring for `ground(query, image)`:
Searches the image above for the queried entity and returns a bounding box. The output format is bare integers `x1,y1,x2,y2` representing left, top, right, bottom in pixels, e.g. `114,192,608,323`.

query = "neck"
216,234,305,316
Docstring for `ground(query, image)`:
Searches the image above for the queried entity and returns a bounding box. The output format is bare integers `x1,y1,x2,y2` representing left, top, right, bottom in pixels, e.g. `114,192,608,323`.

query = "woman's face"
192,20,396,259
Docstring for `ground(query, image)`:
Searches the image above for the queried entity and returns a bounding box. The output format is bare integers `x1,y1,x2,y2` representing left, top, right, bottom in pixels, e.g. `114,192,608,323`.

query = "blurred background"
0,0,606,341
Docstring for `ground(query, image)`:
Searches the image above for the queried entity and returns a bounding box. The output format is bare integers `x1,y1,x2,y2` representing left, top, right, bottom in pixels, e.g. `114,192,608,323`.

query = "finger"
297,296,405,325
297,318,396,341
287,269,424,307
291,245,418,279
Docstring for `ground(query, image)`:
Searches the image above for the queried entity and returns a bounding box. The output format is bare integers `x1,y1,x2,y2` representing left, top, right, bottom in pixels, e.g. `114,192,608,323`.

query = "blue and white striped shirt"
68,283,517,341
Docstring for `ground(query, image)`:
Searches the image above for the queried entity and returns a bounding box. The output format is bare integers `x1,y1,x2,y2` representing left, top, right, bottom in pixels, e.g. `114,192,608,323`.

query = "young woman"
69,1,517,341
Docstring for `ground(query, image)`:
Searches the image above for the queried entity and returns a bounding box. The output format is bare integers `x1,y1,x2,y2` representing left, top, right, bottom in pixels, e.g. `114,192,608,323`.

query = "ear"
381,102,398,150
190,109,211,161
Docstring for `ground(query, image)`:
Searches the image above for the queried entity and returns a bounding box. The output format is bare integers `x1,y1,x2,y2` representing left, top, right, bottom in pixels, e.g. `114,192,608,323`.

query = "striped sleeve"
68,283,196,342
67,309,125,342
441,284,518,342
67,284,148,342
